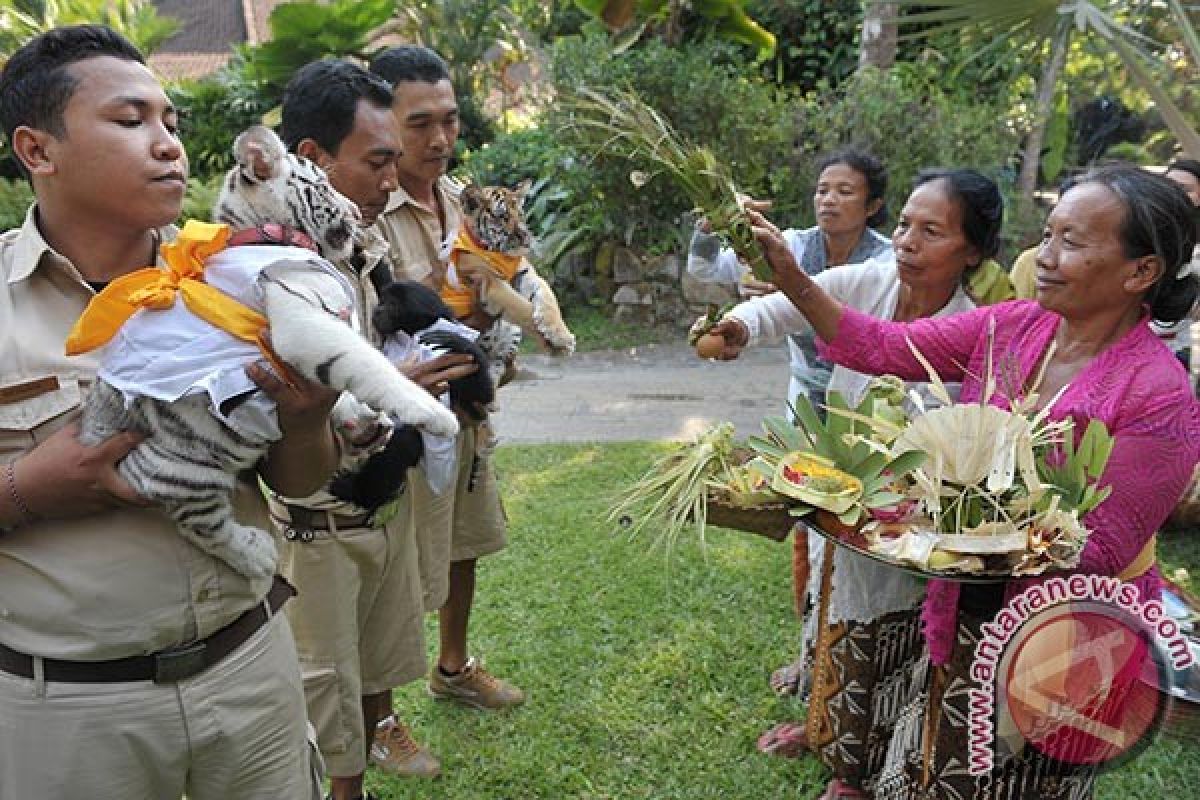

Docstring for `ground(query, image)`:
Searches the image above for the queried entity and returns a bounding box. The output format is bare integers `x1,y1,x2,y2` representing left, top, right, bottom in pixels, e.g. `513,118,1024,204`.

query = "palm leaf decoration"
558,86,770,281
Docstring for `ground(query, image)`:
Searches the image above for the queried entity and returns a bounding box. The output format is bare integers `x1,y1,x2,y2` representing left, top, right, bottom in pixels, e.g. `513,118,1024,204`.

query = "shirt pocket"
0,375,82,462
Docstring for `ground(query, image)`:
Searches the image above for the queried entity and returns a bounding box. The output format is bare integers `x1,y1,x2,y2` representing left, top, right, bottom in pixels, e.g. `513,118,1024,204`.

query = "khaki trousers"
407,424,507,612
279,511,427,778
0,613,318,800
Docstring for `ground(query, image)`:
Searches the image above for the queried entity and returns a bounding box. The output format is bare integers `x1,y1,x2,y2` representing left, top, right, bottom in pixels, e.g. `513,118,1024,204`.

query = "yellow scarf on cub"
65,220,292,380
443,229,523,319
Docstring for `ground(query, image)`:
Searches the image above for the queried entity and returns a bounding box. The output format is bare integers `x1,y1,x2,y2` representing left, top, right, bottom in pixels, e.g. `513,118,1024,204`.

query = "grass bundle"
608,422,736,554
558,86,770,281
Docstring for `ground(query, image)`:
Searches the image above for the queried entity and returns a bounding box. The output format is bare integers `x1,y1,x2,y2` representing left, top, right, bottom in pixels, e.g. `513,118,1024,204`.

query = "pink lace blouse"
818,300,1200,664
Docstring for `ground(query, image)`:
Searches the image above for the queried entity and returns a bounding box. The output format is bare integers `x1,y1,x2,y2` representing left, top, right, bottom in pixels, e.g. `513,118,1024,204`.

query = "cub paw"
229,527,279,579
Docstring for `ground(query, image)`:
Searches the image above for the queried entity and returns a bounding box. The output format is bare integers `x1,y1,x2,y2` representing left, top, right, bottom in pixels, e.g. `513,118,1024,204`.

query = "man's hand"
400,352,478,397
738,278,777,298
248,364,340,438
12,421,149,520
250,363,340,498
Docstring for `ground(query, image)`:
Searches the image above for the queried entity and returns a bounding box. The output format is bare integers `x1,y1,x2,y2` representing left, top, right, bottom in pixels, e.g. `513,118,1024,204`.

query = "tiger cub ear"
513,179,532,206
460,184,484,215
233,125,284,181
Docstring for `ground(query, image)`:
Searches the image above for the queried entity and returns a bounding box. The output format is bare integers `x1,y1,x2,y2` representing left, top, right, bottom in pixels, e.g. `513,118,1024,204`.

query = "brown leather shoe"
369,716,440,778
429,657,525,710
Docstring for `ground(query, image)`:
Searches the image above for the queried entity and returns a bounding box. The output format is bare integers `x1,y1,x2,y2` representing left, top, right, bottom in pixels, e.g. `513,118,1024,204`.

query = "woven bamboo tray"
704,498,795,542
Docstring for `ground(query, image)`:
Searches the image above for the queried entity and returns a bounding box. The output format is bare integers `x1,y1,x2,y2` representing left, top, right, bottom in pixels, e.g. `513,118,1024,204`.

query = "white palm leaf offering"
851,327,1115,576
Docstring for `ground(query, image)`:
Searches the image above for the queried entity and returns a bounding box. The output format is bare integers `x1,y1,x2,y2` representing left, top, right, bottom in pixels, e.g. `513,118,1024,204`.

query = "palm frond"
557,86,770,280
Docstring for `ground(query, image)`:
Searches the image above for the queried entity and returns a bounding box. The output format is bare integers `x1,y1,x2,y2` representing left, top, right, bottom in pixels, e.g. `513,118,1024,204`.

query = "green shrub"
747,0,861,90
0,178,34,233
171,61,274,180
787,64,1024,246
179,175,224,225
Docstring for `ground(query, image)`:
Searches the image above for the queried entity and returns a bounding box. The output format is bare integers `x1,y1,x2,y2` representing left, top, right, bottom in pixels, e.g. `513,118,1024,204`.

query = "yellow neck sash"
65,220,293,381
443,229,524,319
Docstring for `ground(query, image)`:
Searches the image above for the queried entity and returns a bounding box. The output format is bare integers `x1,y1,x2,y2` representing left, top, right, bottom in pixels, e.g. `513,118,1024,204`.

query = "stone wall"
601,243,740,327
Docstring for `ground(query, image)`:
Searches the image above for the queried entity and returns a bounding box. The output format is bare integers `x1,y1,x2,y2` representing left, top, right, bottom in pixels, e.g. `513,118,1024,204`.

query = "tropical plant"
236,0,396,98
887,0,1200,214
0,0,179,54
169,60,274,179
575,0,776,57
178,175,224,226
0,176,34,232
750,0,862,88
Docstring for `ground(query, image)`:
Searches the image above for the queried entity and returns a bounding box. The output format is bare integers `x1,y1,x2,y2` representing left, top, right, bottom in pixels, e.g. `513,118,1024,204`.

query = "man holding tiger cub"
369,46,527,729
0,24,339,800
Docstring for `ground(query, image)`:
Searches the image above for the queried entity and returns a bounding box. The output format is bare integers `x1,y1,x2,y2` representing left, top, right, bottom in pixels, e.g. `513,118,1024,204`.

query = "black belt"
0,576,295,684
274,504,375,541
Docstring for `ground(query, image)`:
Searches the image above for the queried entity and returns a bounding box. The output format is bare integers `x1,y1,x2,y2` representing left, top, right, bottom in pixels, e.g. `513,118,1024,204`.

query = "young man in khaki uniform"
369,46,525,725
0,25,338,799
271,59,476,797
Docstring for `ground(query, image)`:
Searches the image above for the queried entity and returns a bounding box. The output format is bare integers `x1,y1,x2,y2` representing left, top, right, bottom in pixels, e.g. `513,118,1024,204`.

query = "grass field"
370,442,1200,799
521,304,681,354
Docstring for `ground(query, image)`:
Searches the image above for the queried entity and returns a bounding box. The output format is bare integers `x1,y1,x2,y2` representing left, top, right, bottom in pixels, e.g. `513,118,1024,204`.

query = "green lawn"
522,304,682,354
371,442,1200,799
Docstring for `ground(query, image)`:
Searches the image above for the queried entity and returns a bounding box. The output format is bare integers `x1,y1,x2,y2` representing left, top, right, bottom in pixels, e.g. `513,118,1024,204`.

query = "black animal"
328,280,494,512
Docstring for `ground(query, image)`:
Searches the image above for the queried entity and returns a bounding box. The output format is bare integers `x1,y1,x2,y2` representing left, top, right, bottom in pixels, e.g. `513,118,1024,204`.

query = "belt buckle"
283,524,315,542
153,641,207,684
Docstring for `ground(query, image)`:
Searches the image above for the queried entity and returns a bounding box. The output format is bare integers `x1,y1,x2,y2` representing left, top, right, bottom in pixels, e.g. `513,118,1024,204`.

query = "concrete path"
491,341,790,444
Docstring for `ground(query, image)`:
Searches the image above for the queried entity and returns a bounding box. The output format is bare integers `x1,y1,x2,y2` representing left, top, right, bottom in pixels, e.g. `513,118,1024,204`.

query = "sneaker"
369,716,440,778
428,657,525,710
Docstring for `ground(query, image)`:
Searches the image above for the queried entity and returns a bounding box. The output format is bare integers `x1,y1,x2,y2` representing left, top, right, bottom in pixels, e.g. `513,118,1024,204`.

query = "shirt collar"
7,203,176,286
7,205,54,285
383,175,461,216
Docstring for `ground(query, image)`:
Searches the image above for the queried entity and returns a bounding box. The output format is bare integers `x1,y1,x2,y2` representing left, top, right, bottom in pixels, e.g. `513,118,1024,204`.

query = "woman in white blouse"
710,169,1006,800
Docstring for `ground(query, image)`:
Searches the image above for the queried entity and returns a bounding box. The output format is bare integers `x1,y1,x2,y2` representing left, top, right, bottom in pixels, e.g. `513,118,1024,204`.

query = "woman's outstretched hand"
746,209,800,283
695,317,750,361
746,209,845,342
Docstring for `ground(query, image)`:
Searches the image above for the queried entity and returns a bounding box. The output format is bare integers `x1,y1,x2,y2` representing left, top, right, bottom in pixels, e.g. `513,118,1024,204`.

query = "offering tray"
704,497,795,542
799,514,1050,584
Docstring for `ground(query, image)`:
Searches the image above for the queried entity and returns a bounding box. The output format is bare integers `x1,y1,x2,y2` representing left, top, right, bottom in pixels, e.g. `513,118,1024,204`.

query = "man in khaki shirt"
369,46,525,732
0,25,339,799
269,59,479,798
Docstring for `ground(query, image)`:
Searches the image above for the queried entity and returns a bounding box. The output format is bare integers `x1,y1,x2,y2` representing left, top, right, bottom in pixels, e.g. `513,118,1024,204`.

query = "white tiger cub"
75,125,458,579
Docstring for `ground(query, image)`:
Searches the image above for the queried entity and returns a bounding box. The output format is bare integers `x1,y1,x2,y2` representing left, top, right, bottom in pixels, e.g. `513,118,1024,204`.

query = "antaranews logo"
966,574,1192,775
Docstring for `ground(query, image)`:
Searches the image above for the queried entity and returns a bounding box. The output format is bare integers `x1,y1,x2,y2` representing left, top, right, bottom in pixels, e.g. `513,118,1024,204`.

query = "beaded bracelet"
5,461,38,526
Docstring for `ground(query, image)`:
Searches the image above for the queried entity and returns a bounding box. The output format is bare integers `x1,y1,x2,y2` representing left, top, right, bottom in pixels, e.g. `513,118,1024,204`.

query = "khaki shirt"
0,206,272,661
374,176,463,291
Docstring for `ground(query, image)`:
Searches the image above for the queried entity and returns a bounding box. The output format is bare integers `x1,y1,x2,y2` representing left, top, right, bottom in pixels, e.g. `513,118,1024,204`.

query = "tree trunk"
664,0,686,47
1017,19,1071,216
859,1,898,70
